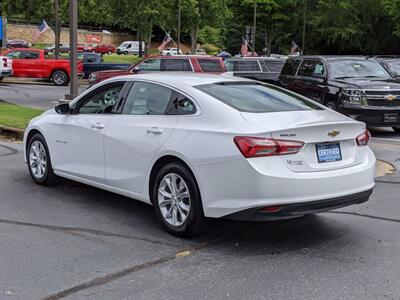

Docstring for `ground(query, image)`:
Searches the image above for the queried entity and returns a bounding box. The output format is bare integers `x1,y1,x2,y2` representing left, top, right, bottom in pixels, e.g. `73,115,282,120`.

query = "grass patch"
0,102,44,129
103,54,141,64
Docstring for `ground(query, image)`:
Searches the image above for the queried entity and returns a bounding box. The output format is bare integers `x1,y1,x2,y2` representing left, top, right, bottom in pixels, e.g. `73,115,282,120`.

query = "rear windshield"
198,59,224,72
195,82,322,113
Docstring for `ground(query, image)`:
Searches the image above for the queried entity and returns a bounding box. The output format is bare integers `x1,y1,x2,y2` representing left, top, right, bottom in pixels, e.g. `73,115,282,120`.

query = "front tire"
393,127,400,134
325,101,338,111
52,70,69,86
27,133,57,185
153,162,207,237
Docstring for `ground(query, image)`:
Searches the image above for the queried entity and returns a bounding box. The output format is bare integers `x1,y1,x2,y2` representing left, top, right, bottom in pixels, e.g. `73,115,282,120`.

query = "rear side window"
281,59,301,75
197,59,224,72
162,59,192,71
20,51,39,59
195,82,321,113
235,60,261,71
122,82,173,115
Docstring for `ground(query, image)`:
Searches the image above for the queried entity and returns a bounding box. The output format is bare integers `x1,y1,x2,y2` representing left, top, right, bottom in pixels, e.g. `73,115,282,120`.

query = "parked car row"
44,43,116,55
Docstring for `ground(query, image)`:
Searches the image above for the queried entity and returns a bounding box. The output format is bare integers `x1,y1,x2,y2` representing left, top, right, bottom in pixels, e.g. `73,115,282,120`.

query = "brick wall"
7,23,135,46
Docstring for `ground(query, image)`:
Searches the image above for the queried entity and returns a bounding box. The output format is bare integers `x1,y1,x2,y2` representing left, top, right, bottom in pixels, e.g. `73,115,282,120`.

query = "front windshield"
120,42,129,47
385,60,400,75
330,59,391,79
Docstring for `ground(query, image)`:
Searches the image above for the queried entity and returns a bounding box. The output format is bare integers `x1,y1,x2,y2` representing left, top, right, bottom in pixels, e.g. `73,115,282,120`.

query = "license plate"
316,142,342,163
384,114,398,123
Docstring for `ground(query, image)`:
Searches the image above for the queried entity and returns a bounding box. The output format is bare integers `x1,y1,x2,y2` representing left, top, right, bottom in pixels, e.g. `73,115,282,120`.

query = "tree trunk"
191,24,198,54
146,33,152,56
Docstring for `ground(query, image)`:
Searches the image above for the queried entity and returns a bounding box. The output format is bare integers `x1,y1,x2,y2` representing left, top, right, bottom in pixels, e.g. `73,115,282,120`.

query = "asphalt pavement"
0,139,399,299
0,82,88,110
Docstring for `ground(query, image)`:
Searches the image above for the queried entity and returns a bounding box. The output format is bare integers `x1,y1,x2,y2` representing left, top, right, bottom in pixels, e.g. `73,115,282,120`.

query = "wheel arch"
24,128,45,161
148,154,202,205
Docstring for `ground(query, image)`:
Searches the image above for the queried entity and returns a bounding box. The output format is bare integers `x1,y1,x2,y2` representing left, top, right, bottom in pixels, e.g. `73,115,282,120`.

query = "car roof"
144,55,221,60
111,73,251,87
291,55,370,61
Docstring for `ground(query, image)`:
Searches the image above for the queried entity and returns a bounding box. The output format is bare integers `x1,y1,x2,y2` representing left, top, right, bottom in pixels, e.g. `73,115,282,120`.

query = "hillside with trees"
1,0,400,55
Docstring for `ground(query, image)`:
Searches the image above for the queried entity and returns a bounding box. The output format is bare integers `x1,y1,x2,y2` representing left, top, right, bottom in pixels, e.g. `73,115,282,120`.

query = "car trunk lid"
241,110,366,172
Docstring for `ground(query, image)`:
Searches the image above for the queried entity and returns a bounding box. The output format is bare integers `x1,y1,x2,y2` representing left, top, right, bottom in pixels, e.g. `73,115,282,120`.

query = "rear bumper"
224,188,373,221
0,70,12,76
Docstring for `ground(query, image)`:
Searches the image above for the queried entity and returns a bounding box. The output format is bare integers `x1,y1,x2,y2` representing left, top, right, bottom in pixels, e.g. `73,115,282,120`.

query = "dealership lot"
0,138,399,299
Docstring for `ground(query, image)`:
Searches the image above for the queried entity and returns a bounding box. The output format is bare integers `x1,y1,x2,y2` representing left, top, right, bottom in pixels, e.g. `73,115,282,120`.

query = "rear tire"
0,76,3,82
27,133,57,186
393,127,400,134
153,162,207,237
52,70,69,86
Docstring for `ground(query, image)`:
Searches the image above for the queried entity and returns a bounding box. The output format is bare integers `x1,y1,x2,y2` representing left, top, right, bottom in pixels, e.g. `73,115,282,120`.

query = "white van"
116,41,145,55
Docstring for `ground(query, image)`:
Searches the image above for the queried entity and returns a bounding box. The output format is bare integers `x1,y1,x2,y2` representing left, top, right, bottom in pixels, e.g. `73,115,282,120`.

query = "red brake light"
234,136,304,158
356,129,370,146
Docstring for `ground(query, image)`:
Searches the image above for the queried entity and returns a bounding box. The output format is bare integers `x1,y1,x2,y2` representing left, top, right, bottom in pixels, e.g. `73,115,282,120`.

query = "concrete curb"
0,125,25,141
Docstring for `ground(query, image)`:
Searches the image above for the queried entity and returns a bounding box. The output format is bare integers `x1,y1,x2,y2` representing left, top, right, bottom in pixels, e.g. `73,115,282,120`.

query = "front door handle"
146,127,163,134
91,122,105,130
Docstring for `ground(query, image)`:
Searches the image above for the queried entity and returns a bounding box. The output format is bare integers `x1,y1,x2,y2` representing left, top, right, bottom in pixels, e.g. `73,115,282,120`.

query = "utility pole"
252,1,257,56
302,0,307,55
1,14,6,48
54,0,60,59
177,0,181,55
67,0,78,99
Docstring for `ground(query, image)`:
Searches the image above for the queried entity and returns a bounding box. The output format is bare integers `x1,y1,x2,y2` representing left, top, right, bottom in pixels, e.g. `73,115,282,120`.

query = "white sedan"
24,74,376,236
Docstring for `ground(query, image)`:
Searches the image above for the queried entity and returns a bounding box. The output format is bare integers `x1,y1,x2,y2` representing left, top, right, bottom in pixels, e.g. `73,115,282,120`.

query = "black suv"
280,56,400,133
224,57,286,85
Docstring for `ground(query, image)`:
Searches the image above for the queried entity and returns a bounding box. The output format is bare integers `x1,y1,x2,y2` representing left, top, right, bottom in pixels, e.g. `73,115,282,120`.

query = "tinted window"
198,59,224,72
78,83,124,114
236,60,261,71
265,61,285,73
163,59,192,71
329,59,391,79
86,54,97,63
196,82,321,113
281,59,301,75
298,60,325,77
138,59,161,71
20,51,40,59
5,51,21,59
122,82,173,115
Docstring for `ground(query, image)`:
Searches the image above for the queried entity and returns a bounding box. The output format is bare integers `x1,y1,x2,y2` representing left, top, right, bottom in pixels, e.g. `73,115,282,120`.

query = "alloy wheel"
158,173,191,227
29,141,47,179
53,71,67,85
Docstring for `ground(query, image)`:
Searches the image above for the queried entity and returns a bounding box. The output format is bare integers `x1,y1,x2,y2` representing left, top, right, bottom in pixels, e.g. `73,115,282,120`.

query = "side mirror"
55,103,71,115
132,66,140,74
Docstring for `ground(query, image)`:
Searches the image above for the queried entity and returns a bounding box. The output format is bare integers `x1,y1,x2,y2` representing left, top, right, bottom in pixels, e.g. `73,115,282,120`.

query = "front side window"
5,51,21,59
122,82,173,115
264,61,285,73
196,82,322,113
137,59,161,71
78,83,124,114
298,60,325,77
329,59,392,79
163,59,192,71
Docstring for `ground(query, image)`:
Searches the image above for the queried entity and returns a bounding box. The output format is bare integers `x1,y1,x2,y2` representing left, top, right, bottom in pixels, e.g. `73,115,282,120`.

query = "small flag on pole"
240,38,248,56
32,20,52,42
290,41,302,55
158,32,173,52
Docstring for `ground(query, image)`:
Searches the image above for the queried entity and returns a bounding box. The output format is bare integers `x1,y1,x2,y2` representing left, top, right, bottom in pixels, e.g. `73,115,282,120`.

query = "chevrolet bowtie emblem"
384,94,397,101
328,130,341,137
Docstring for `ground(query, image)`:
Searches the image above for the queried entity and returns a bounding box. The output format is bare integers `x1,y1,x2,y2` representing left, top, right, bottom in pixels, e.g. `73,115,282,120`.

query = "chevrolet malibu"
23,74,376,236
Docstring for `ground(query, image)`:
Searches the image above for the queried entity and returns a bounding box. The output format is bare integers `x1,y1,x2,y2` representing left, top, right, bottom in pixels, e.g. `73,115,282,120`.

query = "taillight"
356,129,371,146
234,136,304,158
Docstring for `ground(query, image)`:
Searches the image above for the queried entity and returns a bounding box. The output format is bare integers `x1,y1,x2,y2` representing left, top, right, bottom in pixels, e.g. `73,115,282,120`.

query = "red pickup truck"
3,48,83,86
88,55,226,85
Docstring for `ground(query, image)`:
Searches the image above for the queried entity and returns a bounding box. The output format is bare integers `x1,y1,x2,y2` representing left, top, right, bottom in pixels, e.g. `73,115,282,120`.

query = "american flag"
158,33,172,52
32,20,51,42
290,41,302,55
240,38,248,56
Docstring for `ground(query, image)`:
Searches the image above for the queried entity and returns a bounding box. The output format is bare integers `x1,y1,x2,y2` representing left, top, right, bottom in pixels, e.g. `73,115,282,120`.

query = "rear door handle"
146,127,163,134
91,122,105,130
